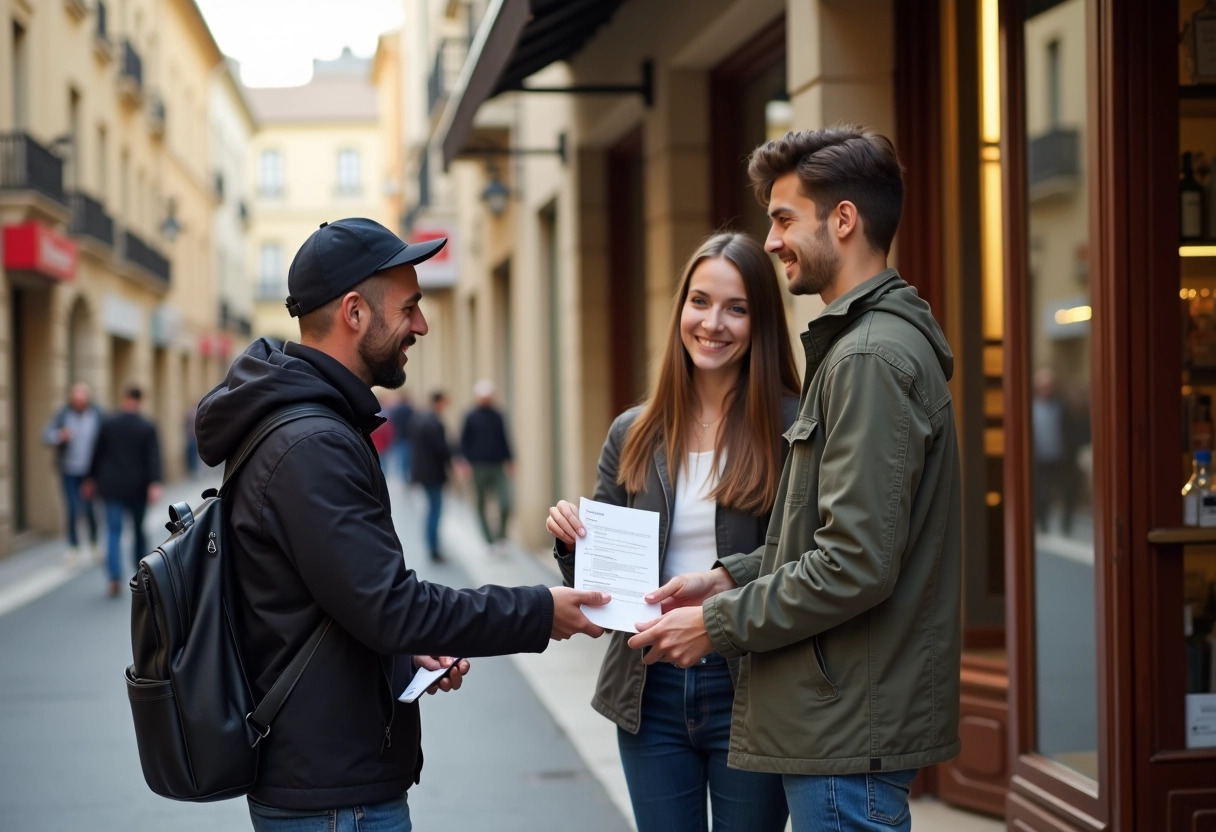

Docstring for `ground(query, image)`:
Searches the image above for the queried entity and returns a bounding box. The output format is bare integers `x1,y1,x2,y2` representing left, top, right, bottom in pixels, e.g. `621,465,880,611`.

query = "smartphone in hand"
398,658,463,703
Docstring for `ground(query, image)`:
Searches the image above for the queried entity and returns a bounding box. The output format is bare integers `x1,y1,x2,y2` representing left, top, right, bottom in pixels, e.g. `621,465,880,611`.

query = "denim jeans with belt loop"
616,653,788,832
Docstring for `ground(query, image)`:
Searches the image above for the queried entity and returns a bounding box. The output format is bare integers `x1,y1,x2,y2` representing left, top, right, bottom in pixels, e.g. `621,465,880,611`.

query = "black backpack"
125,404,347,802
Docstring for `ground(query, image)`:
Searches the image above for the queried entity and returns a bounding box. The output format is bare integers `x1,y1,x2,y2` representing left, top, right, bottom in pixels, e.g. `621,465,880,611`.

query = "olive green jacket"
555,398,798,733
703,269,963,775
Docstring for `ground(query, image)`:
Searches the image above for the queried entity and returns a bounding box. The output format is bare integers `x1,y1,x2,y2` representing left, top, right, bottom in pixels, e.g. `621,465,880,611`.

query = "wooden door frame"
1001,0,1107,825
708,16,786,232
1002,0,1171,828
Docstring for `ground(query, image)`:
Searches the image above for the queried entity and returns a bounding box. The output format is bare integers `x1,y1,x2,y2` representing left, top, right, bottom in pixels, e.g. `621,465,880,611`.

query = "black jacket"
460,406,512,464
408,410,450,487
88,411,161,502
195,338,554,810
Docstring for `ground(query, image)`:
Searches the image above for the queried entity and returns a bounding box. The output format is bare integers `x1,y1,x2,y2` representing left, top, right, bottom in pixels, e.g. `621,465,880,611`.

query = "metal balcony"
69,191,114,247
121,228,170,285
119,40,144,105
1028,127,1079,202
147,94,165,137
0,132,67,206
427,38,469,116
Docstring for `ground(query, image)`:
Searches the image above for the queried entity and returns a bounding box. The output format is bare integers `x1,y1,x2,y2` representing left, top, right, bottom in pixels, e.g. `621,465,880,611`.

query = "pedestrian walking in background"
410,390,452,562
371,390,396,472
183,403,201,476
546,232,798,832
195,217,607,831
83,386,162,597
387,391,415,481
41,381,103,565
630,127,963,832
460,379,514,549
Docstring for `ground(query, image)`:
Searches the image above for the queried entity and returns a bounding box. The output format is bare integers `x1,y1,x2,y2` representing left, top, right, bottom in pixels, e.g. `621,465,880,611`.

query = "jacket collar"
800,268,903,371
283,342,386,434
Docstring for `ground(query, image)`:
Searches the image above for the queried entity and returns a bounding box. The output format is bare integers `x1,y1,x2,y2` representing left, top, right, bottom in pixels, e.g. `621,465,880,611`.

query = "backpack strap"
220,404,351,494
246,617,332,746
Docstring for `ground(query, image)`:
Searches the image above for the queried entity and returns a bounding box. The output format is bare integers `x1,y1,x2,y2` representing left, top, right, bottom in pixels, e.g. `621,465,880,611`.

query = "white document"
574,497,661,633
398,659,460,704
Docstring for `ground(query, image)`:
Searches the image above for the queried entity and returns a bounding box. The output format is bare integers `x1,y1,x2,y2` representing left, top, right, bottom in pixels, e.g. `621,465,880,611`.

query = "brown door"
606,128,647,417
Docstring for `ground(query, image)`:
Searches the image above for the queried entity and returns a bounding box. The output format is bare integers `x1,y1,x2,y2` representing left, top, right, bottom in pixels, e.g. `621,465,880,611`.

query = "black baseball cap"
285,218,447,317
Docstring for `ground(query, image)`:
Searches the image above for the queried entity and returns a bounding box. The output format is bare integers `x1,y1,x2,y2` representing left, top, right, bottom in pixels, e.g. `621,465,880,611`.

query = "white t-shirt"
661,449,724,584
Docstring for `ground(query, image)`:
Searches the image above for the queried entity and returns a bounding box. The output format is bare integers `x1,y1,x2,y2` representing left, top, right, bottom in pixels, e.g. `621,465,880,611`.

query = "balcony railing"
122,228,170,284
427,38,469,116
120,39,144,97
0,132,67,206
1028,127,1079,200
69,191,114,247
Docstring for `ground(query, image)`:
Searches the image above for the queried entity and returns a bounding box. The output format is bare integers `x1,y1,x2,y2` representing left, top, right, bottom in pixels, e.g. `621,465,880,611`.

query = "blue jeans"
422,484,443,557
104,499,147,581
783,768,918,831
617,657,787,832
391,439,412,481
60,473,97,548
248,794,411,831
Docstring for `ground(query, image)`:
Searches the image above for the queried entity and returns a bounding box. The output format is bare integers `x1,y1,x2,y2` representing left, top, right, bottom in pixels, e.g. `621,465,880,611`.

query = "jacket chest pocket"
782,417,819,507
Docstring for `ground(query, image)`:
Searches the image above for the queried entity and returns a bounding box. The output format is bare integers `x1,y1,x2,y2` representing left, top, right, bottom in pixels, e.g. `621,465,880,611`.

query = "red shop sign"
3,222,78,281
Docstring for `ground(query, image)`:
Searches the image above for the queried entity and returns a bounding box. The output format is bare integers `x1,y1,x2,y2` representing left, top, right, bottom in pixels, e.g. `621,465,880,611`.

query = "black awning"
439,0,627,167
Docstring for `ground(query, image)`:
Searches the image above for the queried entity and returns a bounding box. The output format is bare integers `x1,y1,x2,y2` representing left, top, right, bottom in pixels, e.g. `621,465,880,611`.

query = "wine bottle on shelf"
1183,151,1206,243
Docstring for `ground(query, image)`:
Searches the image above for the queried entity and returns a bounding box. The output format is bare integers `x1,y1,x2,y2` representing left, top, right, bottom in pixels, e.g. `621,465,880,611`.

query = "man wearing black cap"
195,218,609,830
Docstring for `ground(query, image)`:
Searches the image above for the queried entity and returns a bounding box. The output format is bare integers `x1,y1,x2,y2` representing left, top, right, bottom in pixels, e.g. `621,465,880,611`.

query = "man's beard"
788,224,839,297
358,312,410,389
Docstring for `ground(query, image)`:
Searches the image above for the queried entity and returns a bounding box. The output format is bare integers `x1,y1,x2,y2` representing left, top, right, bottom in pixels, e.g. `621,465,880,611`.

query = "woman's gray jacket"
554,397,798,733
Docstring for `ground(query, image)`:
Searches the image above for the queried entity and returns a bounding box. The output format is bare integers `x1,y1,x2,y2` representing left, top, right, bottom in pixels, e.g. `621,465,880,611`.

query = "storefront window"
1024,0,1099,783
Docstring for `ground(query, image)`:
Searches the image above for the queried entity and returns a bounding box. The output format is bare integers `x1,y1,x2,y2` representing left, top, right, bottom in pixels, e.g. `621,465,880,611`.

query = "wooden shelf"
1148,527,1216,544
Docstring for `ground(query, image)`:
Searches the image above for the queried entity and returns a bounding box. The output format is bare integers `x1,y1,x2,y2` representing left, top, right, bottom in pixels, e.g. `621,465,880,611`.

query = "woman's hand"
545,499,585,547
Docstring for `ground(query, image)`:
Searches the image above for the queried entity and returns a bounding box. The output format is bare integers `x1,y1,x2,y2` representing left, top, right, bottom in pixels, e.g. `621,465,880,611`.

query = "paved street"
0,471,630,832
0,469,1000,832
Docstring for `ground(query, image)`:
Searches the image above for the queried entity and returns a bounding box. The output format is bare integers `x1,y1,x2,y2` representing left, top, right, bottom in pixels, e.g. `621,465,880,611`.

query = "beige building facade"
400,0,896,553
246,50,390,343
0,0,235,557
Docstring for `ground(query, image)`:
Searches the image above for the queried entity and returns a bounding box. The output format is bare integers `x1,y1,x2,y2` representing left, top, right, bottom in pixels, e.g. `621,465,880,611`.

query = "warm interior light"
986,491,1002,507
1054,305,1093,325
981,0,1001,145
1181,245,1216,257
982,162,1004,339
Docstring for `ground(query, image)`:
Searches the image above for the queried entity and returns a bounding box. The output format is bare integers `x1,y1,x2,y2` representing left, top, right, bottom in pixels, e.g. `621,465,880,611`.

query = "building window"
259,149,283,197
337,149,360,195
257,242,283,299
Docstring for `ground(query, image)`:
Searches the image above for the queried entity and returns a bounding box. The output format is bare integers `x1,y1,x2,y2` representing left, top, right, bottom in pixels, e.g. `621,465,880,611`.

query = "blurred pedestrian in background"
546,232,798,832
42,381,102,565
84,386,163,597
371,390,396,472
387,390,415,481
183,403,201,477
410,390,452,562
460,379,514,550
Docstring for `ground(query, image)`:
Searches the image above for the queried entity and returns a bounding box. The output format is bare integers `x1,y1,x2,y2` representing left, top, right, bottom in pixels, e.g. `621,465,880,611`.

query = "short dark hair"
298,272,390,340
748,125,904,255
430,390,446,406
124,385,143,401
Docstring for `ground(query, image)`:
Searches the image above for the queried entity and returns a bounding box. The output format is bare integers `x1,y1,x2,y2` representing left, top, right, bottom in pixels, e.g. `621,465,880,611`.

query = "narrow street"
0,472,631,832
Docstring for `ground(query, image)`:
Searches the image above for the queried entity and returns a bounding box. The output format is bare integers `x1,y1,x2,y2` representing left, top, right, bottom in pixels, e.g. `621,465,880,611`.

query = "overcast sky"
194,0,404,88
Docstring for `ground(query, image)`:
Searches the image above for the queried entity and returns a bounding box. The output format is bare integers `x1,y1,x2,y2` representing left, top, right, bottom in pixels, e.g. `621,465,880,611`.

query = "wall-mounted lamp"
160,197,182,242
480,173,511,218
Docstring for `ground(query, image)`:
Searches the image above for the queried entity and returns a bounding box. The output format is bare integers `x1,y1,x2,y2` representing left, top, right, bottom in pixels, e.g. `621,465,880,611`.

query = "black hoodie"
196,338,554,809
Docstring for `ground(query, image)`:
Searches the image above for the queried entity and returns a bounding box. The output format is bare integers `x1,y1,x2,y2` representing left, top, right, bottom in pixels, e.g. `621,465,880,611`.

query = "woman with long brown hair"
547,231,798,831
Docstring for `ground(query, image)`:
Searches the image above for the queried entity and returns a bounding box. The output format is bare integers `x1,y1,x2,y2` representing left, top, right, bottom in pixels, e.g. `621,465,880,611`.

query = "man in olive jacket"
630,127,962,832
